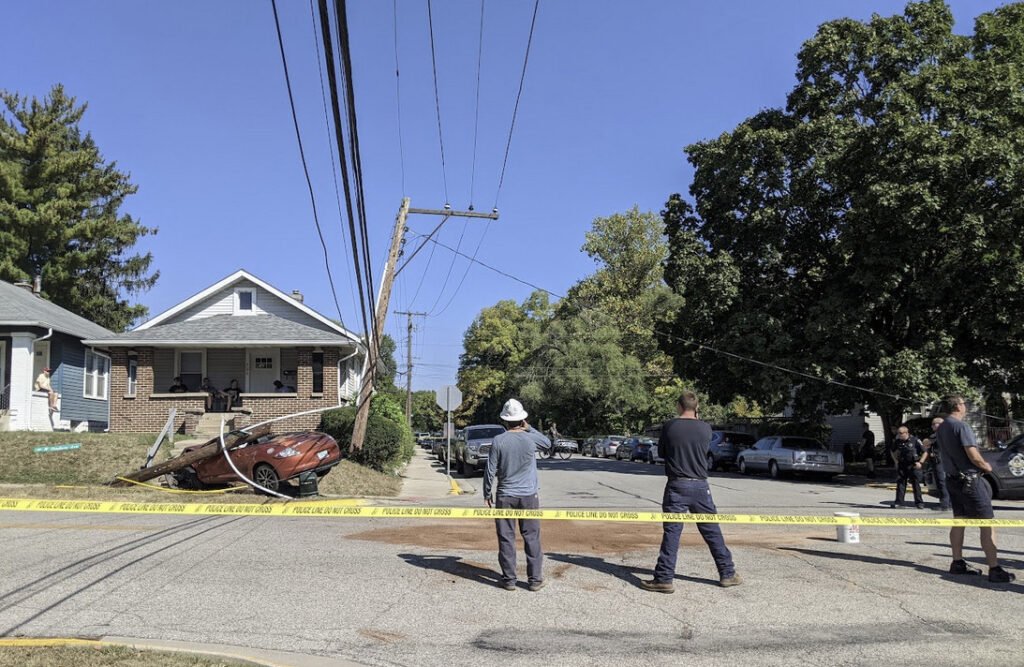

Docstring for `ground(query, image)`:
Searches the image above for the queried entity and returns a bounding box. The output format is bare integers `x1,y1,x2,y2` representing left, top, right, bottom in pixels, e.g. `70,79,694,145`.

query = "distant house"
84,270,365,435
0,278,114,432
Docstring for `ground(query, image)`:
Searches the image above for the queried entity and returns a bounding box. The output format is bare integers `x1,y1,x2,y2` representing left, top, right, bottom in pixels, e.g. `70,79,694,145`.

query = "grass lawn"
0,433,401,499
0,645,250,667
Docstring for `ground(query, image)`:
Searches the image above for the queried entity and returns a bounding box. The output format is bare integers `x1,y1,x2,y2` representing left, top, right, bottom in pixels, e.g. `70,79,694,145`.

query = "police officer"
891,425,926,509
922,417,951,511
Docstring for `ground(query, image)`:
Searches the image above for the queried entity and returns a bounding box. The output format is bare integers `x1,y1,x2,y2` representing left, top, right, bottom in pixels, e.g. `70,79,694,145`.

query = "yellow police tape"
0,497,1021,527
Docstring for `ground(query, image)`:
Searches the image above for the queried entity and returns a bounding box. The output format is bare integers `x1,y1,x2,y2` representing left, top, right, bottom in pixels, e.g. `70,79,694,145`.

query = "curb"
0,636,364,667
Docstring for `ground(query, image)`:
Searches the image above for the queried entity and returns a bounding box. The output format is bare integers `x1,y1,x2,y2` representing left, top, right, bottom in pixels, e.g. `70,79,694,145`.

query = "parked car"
629,438,656,462
595,436,626,458
647,442,665,465
707,430,757,471
453,424,506,475
736,436,844,479
927,434,1024,500
581,436,601,457
175,431,341,493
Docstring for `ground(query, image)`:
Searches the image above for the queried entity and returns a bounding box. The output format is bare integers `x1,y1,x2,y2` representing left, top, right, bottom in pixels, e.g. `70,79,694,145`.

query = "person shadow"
778,546,1024,592
546,553,720,588
398,553,504,588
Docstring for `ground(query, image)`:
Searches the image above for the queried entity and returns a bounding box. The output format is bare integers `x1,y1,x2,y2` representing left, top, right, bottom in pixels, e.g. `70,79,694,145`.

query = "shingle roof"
82,314,359,346
0,280,114,339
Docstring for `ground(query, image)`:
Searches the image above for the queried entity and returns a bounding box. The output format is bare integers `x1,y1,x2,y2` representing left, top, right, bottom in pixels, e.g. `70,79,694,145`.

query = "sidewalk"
397,447,477,501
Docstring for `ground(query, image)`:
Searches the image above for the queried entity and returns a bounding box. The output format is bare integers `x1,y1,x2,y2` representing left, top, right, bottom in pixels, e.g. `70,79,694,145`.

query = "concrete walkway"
397,447,476,501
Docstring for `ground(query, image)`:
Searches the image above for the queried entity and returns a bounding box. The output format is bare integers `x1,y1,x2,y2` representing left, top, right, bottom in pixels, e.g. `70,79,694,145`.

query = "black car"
707,430,757,471
928,434,1024,500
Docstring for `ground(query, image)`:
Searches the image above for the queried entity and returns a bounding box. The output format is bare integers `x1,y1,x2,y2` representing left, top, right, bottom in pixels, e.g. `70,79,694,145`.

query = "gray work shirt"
484,426,551,499
937,415,980,475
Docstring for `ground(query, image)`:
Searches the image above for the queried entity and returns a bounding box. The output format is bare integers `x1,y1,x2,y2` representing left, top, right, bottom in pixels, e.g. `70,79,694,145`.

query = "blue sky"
2,0,1007,391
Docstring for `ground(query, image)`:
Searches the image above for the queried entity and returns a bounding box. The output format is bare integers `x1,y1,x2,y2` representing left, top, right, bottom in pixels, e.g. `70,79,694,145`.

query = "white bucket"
834,512,860,544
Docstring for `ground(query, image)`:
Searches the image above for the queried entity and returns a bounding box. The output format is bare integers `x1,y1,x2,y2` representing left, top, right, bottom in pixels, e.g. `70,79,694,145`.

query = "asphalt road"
3,452,1024,666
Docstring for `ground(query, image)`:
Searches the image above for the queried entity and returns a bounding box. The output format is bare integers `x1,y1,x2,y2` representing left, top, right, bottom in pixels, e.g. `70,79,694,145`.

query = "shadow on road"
778,546,1024,592
546,553,720,588
398,553,504,588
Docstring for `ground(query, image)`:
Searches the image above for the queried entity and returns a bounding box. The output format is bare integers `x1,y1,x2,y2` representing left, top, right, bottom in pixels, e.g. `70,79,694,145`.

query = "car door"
998,446,1024,497
747,438,773,470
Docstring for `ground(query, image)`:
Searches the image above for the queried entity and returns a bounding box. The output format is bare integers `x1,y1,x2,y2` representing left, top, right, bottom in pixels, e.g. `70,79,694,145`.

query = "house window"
312,352,324,393
178,350,204,390
254,356,273,369
127,356,138,396
234,288,256,315
84,350,110,400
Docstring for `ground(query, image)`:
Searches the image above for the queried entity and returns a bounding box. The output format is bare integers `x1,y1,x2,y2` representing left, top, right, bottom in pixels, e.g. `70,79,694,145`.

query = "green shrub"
320,406,357,443
319,395,414,472
350,414,406,472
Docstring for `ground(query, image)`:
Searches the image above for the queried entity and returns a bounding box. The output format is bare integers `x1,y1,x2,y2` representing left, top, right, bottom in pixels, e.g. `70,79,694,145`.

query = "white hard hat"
500,398,528,422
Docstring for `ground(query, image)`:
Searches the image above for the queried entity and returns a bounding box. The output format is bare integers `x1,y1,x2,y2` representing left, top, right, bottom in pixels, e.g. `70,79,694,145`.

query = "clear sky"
2,0,1007,392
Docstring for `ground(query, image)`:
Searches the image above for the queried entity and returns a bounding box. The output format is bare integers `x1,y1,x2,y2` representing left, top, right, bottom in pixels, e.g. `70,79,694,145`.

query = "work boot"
639,579,675,594
949,559,982,576
916,503,926,509
528,580,547,592
989,567,1016,583
719,574,743,588
500,581,516,591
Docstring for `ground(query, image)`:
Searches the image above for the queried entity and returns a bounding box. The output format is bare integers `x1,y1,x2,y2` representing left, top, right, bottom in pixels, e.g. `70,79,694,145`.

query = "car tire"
253,463,280,493
456,456,465,476
738,458,749,475
707,453,716,472
769,460,780,479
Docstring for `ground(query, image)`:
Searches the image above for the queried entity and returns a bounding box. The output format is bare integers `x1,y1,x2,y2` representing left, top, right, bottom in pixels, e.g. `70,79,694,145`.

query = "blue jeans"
654,479,735,582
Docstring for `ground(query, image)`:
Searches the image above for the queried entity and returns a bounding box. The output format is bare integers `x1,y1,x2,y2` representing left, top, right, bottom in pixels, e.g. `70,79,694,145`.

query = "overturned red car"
175,431,342,493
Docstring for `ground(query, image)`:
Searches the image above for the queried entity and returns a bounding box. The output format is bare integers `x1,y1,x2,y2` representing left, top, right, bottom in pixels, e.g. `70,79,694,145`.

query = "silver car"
454,424,506,476
736,436,844,480
596,435,626,458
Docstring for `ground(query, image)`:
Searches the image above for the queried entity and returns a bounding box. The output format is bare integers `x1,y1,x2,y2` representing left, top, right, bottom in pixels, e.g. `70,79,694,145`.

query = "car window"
467,427,505,440
782,437,824,450
611,436,625,442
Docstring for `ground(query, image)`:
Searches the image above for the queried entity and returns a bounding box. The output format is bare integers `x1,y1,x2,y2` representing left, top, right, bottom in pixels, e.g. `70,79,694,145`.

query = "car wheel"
707,453,716,472
738,458,749,475
648,453,654,465
769,460,780,479
253,463,280,492
456,456,465,475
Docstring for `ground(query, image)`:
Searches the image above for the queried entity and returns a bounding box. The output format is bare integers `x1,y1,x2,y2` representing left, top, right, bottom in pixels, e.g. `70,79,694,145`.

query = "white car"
736,436,844,480
596,436,626,458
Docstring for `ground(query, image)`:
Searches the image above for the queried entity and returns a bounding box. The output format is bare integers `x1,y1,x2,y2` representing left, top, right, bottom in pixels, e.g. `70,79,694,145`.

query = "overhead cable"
392,0,407,195
468,0,485,209
494,0,540,210
426,0,450,205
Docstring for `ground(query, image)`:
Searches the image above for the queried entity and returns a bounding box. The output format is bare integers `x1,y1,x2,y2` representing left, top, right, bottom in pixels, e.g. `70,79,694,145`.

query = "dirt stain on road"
358,629,406,643
348,520,825,554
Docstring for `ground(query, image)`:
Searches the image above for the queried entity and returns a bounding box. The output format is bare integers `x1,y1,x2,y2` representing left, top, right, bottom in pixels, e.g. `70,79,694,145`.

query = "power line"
468,0,485,210
308,0,358,320
494,0,540,210
270,0,347,329
426,0,450,205
392,0,407,195
409,229,1024,425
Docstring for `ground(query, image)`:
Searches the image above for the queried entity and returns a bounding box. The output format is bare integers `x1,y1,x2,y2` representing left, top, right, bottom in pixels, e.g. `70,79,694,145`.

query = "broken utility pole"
349,199,498,452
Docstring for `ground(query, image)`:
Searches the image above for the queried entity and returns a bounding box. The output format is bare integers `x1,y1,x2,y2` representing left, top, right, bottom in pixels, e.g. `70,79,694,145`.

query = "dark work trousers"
931,459,951,509
654,479,735,583
495,494,543,585
895,463,924,505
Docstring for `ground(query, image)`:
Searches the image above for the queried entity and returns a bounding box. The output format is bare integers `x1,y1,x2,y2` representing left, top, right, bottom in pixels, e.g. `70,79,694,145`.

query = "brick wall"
107,346,349,434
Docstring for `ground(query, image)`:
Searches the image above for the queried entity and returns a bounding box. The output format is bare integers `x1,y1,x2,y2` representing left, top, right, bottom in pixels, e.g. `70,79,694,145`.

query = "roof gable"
135,270,361,344
0,280,114,339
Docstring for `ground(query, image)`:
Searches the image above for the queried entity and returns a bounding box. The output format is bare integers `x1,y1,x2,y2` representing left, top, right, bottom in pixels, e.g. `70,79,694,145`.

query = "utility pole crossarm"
408,207,499,220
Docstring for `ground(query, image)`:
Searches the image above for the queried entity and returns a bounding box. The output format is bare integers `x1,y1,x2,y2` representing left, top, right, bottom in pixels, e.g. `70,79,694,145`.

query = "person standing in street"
922,416,951,511
860,422,876,478
641,390,741,593
891,425,926,509
484,399,551,591
937,396,1015,583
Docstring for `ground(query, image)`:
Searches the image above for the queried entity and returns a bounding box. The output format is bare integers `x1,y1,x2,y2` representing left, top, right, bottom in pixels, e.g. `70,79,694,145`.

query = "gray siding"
53,334,108,425
208,349,245,391
154,349,175,390
172,280,336,333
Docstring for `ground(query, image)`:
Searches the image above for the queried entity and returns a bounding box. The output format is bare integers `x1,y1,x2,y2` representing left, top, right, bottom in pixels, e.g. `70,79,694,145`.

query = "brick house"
84,270,364,434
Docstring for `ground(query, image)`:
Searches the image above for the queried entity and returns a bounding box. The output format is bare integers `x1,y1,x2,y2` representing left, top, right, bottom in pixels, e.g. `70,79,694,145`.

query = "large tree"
0,85,157,331
661,0,1024,435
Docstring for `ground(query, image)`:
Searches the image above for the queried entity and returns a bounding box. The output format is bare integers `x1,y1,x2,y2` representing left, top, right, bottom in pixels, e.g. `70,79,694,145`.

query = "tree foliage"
660,0,1024,434
0,85,157,331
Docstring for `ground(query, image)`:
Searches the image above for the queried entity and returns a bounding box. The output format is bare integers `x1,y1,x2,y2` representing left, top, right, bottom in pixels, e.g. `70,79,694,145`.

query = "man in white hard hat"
484,398,551,591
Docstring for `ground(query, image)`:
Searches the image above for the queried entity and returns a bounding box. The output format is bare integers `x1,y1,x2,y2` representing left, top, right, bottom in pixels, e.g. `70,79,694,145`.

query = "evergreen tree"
0,84,157,331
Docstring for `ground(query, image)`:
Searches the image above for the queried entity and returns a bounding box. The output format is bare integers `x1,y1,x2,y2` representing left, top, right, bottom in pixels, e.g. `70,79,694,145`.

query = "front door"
247,348,279,392
32,340,50,386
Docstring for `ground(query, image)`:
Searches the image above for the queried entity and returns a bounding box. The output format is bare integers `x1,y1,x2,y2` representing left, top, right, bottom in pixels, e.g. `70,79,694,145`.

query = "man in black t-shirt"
640,391,740,594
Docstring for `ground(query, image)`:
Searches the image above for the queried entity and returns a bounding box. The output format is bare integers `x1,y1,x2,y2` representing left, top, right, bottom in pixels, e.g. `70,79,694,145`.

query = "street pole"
394,310,427,428
351,197,410,451
352,200,496,452
446,386,452,480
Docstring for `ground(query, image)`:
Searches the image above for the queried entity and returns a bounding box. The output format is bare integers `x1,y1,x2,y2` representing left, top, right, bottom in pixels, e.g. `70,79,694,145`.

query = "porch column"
7,333,35,430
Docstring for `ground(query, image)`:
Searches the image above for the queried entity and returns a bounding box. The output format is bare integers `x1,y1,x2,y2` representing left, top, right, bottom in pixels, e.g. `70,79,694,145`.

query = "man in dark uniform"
640,390,740,593
891,425,926,509
922,416,951,511
937,395,1014,583
860,423,876,478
